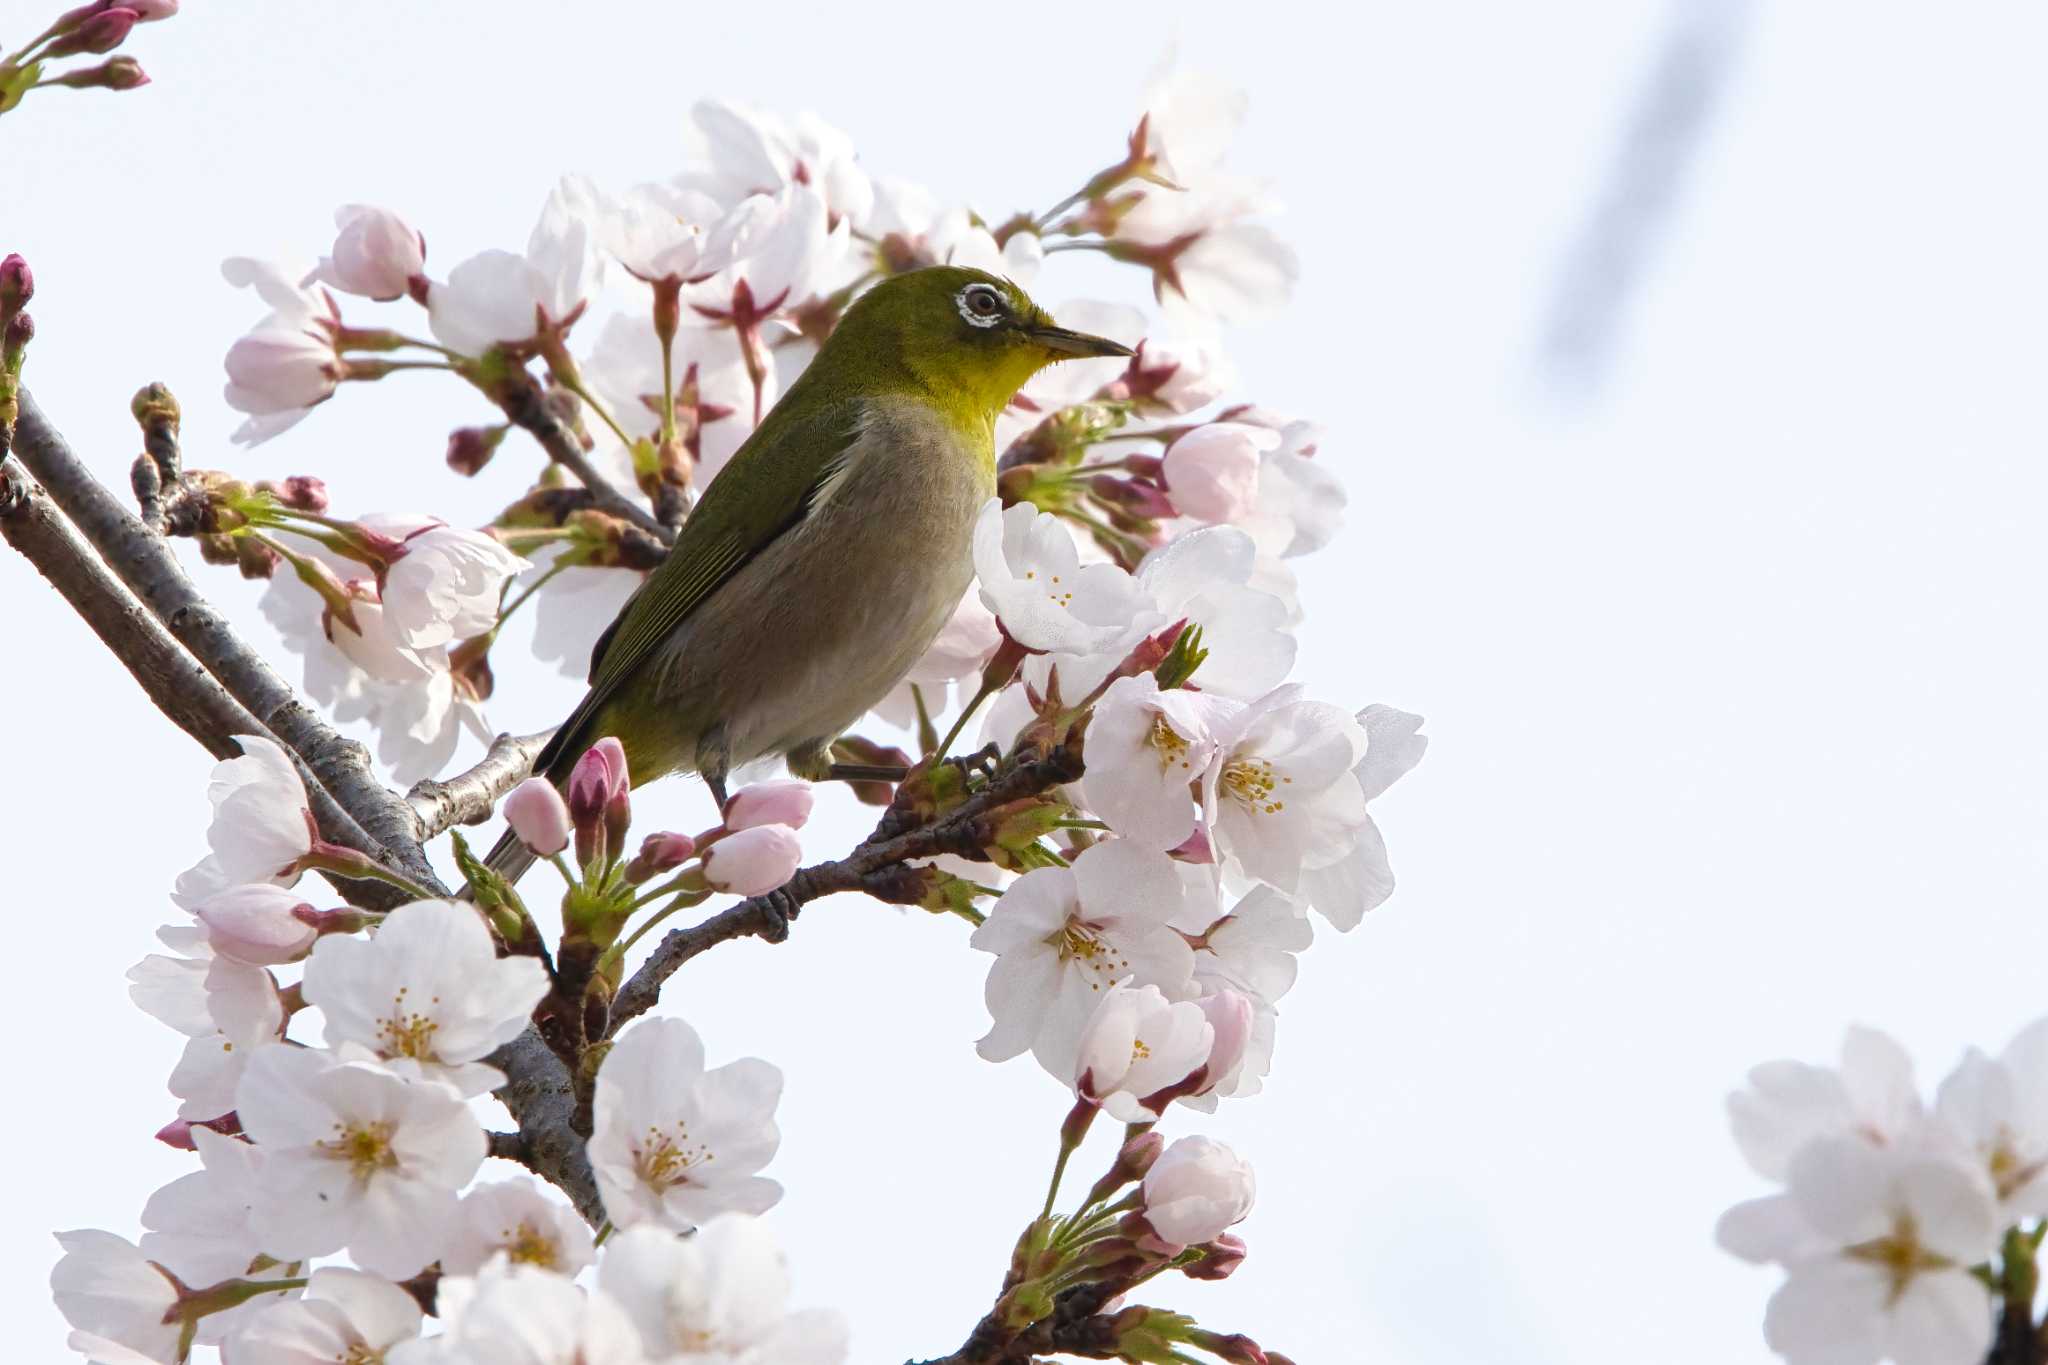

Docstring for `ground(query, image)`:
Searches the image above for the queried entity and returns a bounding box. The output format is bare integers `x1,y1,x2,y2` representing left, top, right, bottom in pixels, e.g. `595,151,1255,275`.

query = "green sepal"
0,62,42,115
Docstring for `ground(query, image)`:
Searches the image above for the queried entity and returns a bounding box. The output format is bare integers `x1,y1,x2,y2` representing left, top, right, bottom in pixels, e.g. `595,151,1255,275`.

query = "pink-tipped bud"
1160,422,1277,525
126,0,177,19
154,1111,241,1150
503,777,572,858
4,311,34,354
272,474,327,512
0,255,32,312
48,6,138,56
567,737,630,864
624,831,696,883
88,54,148,87
193,884,319,965
324,205,427,302
1192,989,1253,1096
446,424,508,476
701,823,801,896
1139,1135,1256,1250
1184,1233,1249,1282
723,779,814,832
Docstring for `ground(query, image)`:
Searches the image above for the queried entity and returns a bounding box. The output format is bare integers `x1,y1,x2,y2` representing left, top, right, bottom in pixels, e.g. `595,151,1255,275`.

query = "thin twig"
496,368,674,545
407,729,553,841
611,744,1084,1027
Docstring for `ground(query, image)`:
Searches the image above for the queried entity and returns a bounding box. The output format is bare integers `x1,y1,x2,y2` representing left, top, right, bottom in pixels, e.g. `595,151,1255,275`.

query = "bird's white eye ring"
957,283,1005,328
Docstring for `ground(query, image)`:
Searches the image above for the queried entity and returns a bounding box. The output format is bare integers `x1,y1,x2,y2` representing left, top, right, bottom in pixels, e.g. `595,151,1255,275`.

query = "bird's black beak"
1027,323,1135,359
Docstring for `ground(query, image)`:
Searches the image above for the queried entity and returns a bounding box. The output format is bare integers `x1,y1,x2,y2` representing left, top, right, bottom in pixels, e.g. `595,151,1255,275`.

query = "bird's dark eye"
959,283,1005,325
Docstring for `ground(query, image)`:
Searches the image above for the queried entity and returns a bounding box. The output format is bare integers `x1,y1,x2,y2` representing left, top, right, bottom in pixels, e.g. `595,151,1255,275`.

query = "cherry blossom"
237,1045,487,1278
191,882,317,965
139,1128,292,1347
224,1266,423,1365
722,780,814,832
1135,66,1248,187
582,312,757,487
429,178,603,355
971,839,1198,1079
1073,983,1215,1121
599,1218,850,1365
972,499,1151,655
1133,527,1295,701
682,100,874,228
300,899,549,1096
380,523,527,652
504,778,573,858
597,182,729,285
49,1231,181,1365
1162,422,1277,525
441,1178,596,1277
127,933,284,1120
588,1017,784,1230
171,734,313,910
219,257,345,445
1761,1139,1997,1365
392,1259,645,1365
1082,673,1224,850
524,545,649,682
317,204,427,301
1728,1025,1924,1184
1202,685,1371,895
1226,410,1345,559
701,824,803,895
1298,703,1428,930
1929,1017,2048,1219
1140,1136,1256,1250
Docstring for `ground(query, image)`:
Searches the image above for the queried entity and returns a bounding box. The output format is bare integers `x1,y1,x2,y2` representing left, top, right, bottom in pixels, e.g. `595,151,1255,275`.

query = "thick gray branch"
407,729,553,841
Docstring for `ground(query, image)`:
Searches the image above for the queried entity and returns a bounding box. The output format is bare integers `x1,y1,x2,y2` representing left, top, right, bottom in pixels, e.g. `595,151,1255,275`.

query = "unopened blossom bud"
126,0,177,19
46,55,148,88
193,884,319,965
624,831,696,883
1091,474,1177,522
4,311,33,358
1184,1233,1249,1281
1161,422,1276,525
233,535,279,580
0,255,32,313
701,823,801,896
567,737,629,864
323,205,428,302
1123,339,1225,414
47,6,138,56
153,1112,239,1150
503,777,572,858
723,779,814,832
1082,1130,1166,1208
1140,1135,1255,1249
255,474,328,512
446,423,509,476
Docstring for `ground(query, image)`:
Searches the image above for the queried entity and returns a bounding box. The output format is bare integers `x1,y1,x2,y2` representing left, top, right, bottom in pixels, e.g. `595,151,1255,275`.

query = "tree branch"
407,729,553,841
611,744,1084,1028
496,368,674,545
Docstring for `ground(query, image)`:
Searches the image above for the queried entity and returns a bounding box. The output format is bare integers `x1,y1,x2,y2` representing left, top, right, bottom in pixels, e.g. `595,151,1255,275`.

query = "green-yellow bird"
482,265,1131,884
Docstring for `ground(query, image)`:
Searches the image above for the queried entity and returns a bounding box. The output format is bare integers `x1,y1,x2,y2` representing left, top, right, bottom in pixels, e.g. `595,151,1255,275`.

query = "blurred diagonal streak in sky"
1538,0,1754,391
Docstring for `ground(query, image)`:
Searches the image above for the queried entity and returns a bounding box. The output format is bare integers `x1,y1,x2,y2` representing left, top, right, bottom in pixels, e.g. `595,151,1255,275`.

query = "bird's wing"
533,394,867,780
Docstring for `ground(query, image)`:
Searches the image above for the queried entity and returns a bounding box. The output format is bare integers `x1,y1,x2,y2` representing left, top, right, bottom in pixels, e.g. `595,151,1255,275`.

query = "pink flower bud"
1183,1232,1249,1281
723,779,815,832
1161,422,1276,525
1192,989,1253,1096
701,824,802,896
624,831,697,883
154,1112,241,1150
1139,1135,1255,1250
566,737,628,826
126,0,177,19
48,6,137,56
323,205,428,302
503,777,572,857
4,311,33,355
446,424,508,476
0,254,32,311
193,884,318,965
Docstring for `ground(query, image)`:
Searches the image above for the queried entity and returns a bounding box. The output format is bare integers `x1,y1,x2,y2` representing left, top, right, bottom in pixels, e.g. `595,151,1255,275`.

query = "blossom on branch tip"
380,523,528,652
48,1231,181,1365
722,780,814,833
300,898,548,1096
1298,703,1427,930
442,1179,595,1277
702,824,803,895
504,778,573,858
972,498,1151,655
1202,685,1370,896
588,1017,784,1231
191,882,318,965
224,1266,424,1365
1163,422,1277,525
237,1045,486,1278
220,257,347,446
391,1257,644,1365
428,178,604,355
1074,982,1214,1122
1727,1025,1923,1184
1083,673,1225,851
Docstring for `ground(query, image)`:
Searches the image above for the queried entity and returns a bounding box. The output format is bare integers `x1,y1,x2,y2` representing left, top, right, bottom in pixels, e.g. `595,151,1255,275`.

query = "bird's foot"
753,887,800,944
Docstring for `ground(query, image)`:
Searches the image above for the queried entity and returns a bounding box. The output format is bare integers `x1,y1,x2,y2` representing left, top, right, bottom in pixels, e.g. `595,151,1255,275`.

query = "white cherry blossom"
1136,66,1248,187
524,545,648,682
140,1127,268,1292
588,1017,784,1231
237,1045,486,1278
393,1259,645,1365
380,523,528,652
1082,673,1224,850
682,99,874,227
598,182,729,284
49,1231,181,1365
224,1266,423,1365
970,839,1198,1079
171,734,313,910
1135,526,1295,701
1162,422,1277,525
128,933,285,1121
1073,983,1215,1121
1930,1017,2048,1219
1227,411,1345,559
1728,1025,1924,1183
429,178,603,355
1762,1139,1997,1365
192,882,317,965
442,1178,596,1277
1299,704,1428,929
300,899,548,1096
1140,1136,1256,1250
1202,685,1370,894
318,204,426,301
220,257,345,445
599,1219,850,1365
971,499,1150,655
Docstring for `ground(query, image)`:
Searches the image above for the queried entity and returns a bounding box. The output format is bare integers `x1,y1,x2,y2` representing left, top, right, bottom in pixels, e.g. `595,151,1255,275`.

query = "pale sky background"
10,2,2048,1361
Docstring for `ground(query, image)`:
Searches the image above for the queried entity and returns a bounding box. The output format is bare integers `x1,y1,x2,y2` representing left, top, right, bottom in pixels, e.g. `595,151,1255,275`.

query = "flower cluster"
59,735,811,1362
0,0,172,119
1717,1021,2048,1365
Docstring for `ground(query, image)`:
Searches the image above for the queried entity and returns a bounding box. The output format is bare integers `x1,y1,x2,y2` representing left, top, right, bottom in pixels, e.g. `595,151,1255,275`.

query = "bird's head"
824,266,1133,422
